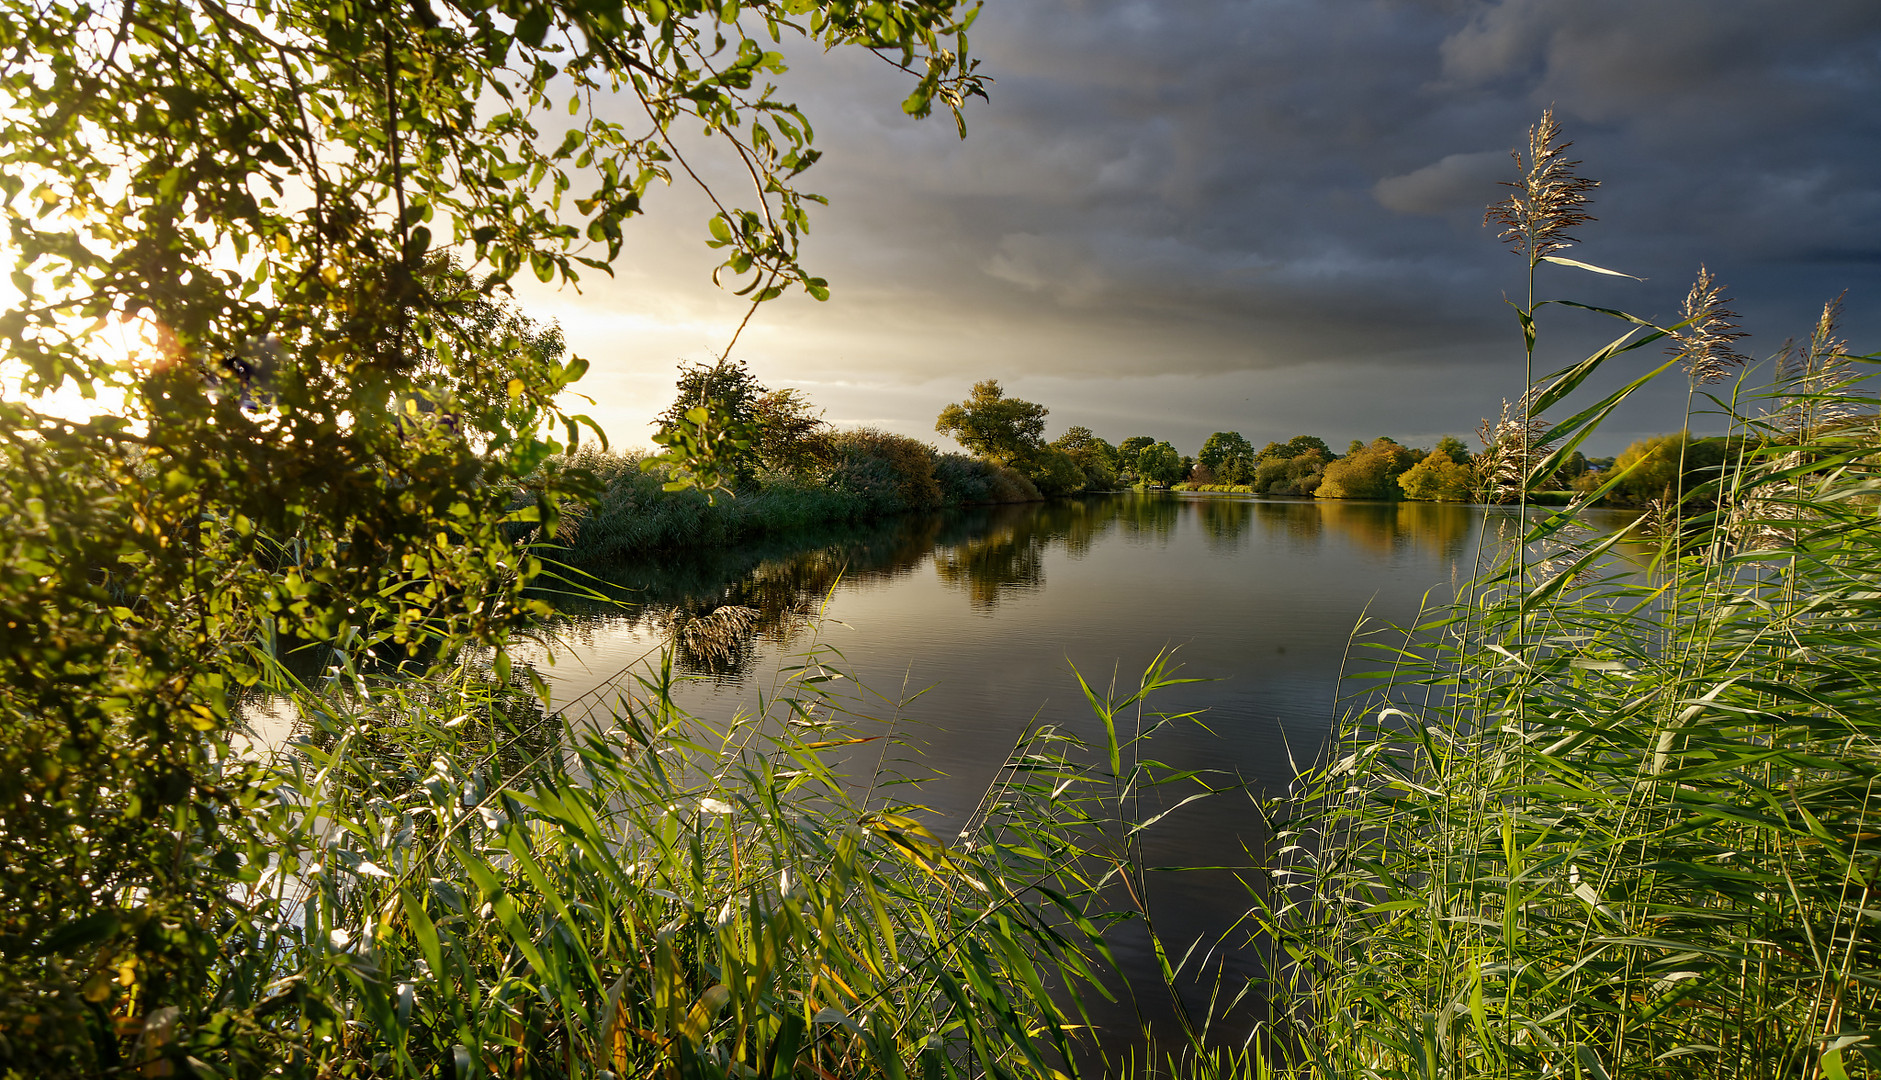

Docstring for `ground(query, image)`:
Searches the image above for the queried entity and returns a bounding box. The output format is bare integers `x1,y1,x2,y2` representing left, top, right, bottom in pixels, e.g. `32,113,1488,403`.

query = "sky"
510,0,1881,458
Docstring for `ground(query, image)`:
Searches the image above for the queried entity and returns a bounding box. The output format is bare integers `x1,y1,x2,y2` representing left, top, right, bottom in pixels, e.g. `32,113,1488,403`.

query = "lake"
521,493,1634,1054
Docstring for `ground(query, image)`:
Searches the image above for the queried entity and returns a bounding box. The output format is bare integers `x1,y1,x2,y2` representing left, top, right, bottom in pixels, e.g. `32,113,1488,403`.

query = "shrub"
1396,449,1474,502
1315,438,1417,499
933,453,1041,505
813,427,944,512
1024,445,1089,497
1252,448,1329,495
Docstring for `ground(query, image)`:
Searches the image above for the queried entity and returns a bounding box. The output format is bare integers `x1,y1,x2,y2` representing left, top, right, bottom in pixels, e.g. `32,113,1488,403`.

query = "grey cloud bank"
539,0,1881,456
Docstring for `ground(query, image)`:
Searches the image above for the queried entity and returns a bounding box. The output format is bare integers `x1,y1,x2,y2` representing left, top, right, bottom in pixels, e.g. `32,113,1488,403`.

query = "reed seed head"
1808,293,1850,372
1667,265,1749,384
1775,293,1858,436
1476,392,1553,501
1484,109,1599,263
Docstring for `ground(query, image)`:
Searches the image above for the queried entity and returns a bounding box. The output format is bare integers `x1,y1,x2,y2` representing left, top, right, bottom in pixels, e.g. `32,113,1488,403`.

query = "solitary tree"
935,380,1050,467
753,388,828,476
654,359,773,485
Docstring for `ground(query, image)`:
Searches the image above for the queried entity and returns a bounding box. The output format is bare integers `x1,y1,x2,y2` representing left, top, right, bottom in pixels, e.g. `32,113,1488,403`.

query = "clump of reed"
1247,114,1881,1079
207,630,1194,1078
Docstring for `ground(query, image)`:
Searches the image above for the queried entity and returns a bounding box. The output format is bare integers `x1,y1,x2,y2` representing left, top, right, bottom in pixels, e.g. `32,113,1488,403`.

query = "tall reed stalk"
1250,116,1881,1080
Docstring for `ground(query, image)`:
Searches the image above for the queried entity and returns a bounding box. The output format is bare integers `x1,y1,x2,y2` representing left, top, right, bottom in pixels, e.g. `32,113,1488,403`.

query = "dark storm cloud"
762,0,1881,383
557,0,1881,453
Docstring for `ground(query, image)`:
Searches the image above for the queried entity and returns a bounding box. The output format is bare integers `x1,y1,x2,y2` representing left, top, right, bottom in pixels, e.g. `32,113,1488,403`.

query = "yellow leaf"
507,378,525,399
679,984,731,1043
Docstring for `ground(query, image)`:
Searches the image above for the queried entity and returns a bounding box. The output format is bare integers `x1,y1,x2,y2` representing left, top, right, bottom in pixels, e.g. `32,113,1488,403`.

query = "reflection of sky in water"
518,494,1639,1054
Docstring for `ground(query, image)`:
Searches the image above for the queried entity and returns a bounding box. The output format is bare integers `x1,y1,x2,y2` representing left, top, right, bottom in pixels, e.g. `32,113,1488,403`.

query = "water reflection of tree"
932,499,1121,609
933,523,1045,609
1390,502,1478,562
1116,493,1180,544
1251,499,1478,563
1253,499,1324,547
1187,496,1255,553
541,514,940,677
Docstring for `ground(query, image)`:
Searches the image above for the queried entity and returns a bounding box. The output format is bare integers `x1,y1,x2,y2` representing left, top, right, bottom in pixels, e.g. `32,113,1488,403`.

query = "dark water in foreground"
522,493,1633,1053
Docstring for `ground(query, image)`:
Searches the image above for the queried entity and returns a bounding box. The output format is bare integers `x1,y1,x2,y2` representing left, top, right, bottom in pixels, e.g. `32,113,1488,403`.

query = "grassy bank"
527,444,1044,566
1171,482,1581,506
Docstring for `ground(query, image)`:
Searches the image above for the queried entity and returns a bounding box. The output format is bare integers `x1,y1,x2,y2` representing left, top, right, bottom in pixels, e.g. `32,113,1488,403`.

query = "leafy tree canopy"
0,0,984,1069
652,358,771,487
1398,452,1474,502
1137,441,1183,486
934,379,1048,466
1053,425,1117,488
1053,424,1113,462
1116,435,1156,475
1198,430,1255,484
1318,438,1418,499
753,386,827,476
1433,435,1473,464
1259,435,1332,461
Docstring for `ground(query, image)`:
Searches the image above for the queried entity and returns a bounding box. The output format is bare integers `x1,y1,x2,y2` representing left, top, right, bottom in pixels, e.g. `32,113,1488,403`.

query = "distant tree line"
929,378,1742,509
557,371,1735,567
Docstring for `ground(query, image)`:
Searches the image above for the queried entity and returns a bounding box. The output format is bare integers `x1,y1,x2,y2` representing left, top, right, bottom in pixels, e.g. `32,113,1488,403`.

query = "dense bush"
932,452,1042,505
1395,446,1474,501
1314,437,1419,499
1025,445,1090,497
532,439,1046,567
1250,447,1329,496
814,427,945,512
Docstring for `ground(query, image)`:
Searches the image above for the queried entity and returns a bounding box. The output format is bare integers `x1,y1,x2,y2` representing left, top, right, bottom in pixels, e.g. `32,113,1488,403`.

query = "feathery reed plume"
1484,108,1599,263
1476,392,1551,502
1777,293,1858,436
1666,265,1749,384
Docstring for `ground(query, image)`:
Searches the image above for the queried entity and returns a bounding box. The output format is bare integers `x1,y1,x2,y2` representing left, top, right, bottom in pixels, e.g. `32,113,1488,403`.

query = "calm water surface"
524,493,1632,1050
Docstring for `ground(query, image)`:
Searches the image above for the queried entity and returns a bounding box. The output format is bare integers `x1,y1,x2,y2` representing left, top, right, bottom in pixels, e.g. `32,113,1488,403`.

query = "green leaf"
516,4,552,47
